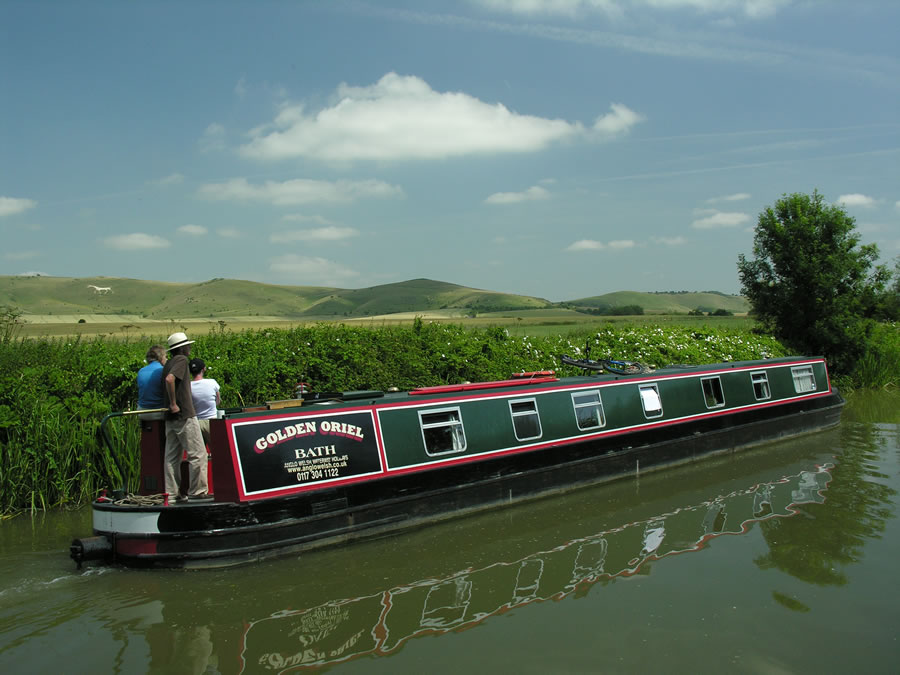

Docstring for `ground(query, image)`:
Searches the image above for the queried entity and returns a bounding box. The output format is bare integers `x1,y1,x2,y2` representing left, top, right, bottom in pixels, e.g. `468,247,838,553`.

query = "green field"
15,310,755,340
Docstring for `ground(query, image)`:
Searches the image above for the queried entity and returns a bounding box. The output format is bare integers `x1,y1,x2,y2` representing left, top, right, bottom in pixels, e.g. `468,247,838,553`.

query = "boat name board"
253,420,366,452
229,411,383,497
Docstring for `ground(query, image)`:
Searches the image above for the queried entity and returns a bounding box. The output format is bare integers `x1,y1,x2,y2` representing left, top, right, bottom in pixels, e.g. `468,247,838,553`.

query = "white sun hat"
166,332,195,351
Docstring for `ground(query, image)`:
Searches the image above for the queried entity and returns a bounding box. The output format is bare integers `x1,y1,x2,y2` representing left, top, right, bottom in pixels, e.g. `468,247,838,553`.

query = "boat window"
571,390,606,430
419,408,467,456
751,371,771,400
509,398,542,441
791,366,816,393
700,376,725,409
639,384,663,419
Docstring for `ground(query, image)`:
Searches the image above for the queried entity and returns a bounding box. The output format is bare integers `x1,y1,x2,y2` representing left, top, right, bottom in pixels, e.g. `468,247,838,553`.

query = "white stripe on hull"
94,508,161,534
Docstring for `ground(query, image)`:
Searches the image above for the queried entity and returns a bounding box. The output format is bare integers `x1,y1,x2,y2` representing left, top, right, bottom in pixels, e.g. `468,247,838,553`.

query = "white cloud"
217,227,241,239
691,210,750,229
0,196,37,218
198,177,403,206
895,200,900,210
103,233,171,250
269,254,359,285
566,238,636,251
567,239,605,251
652,235,687,246
837,193,877,208
592,103,644,136
178,224,208,236
485,185,551,204
270,226,359,243
706,192,750,203
241,73,637,162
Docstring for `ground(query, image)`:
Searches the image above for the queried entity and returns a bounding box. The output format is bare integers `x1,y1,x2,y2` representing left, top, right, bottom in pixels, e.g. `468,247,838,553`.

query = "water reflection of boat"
241,464,832,671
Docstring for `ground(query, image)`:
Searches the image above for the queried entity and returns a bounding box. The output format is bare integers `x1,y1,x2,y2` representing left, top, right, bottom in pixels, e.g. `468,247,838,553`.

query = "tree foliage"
737,191,892,373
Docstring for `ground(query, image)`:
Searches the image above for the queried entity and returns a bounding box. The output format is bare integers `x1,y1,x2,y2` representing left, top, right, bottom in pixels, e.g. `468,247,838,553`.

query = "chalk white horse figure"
88,284,112,294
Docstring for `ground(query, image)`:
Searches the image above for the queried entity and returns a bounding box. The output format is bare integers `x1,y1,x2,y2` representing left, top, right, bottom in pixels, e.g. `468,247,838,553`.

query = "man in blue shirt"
137,345,166,410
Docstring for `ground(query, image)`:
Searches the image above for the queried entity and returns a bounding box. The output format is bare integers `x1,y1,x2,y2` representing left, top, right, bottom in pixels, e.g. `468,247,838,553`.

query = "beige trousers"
164,416,208,498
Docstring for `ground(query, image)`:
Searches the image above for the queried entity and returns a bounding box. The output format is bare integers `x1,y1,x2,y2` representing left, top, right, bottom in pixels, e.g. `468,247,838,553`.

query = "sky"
2,0,899,302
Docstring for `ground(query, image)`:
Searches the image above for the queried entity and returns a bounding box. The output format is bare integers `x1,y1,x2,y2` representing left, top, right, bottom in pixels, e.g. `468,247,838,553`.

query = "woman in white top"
189,358,220,445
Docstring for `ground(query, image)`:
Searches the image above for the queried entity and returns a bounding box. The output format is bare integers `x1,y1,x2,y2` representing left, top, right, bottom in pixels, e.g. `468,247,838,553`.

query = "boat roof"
230,356,820,415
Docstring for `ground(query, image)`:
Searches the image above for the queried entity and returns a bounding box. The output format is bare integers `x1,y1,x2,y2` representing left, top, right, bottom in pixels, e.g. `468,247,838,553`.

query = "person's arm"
165,373,180,414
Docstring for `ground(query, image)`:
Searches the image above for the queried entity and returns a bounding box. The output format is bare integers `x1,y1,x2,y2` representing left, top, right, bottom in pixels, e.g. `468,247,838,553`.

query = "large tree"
737,191,890,373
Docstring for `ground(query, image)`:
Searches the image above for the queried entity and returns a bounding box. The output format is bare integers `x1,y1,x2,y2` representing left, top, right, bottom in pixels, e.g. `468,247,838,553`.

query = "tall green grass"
847,322,900,390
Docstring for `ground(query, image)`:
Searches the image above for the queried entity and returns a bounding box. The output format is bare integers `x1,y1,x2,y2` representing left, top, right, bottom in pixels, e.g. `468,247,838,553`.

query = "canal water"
1,392,898,674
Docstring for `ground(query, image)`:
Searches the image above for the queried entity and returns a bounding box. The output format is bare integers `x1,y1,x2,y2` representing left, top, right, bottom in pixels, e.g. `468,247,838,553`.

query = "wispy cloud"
837,193,877,208
234,77,247,98
151,173,185,187
281,214,337,225
178,224,208,236
270,226,359,243
103,233,171,250
198,177,404,206
706,192,750,203
566,238,636,251
4,250,39,260
469,0,790,19
217,227,241,239
241,73,641,162
0,196,37,218
199,123,226,152
373,5,900,87
691,209,750,229
485,185,551,204
268,254,359,284
652,235,687,246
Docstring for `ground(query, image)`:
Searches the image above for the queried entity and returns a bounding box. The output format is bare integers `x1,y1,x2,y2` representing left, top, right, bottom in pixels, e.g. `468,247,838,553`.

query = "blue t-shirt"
137,361,165,409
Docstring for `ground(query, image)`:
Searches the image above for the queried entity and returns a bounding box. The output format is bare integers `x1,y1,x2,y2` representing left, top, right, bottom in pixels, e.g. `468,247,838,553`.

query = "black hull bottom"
93,392,844,568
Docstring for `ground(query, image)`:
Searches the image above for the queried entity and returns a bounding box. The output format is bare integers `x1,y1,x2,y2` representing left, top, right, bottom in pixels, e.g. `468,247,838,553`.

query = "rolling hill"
0,276,552,320
0,275,747,321
568,290,749,314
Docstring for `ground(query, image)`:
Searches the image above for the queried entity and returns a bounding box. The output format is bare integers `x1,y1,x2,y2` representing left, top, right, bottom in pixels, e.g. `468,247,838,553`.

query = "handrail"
99,408,168,492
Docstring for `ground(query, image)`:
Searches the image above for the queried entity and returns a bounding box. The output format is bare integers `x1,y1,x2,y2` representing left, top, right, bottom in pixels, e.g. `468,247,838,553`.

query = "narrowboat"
70,355,843,569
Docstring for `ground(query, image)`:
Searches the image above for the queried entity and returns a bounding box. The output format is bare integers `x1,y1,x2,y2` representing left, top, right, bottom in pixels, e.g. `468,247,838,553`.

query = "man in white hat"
161,332,210,502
